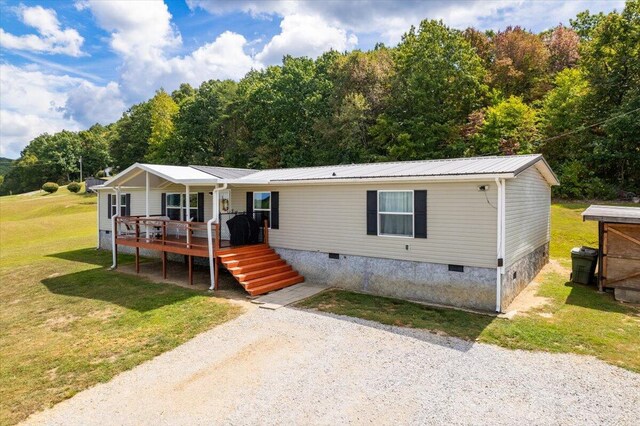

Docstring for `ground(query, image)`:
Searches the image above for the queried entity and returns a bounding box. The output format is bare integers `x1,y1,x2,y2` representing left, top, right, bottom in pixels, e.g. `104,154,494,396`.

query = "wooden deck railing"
115,216,217,252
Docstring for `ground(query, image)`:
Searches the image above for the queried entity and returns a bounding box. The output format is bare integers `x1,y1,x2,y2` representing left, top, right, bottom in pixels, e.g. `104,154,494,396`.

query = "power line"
537,106,640,144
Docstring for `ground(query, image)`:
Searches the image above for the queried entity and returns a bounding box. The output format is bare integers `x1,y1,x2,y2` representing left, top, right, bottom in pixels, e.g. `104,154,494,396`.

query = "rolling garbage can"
571,246,598,285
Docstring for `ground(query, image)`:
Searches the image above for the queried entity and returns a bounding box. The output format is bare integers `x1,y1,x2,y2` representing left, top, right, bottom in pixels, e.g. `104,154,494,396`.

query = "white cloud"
188,0,625,45
80,1,259,101
79,0,181,60
0,5,84,56
64,81,125,126
256,14,357,65
0,64,123,158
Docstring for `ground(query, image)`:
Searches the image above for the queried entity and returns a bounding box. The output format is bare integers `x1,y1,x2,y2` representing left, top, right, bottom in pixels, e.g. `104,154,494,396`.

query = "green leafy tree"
78,124,111,177
110,101,152,170
146,89,179,163
579,0,640,189
169,79,239,166
474,96,538,155
374,20,487,160
171,83,196,105
239,55,336,168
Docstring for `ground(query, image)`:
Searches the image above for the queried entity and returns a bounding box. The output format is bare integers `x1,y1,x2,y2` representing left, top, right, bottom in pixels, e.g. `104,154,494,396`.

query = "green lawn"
0,188,243,425
298,201,640,373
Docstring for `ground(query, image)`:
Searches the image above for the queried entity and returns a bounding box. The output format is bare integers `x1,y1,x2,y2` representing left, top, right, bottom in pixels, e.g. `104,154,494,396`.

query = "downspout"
208,183,227,290
494,178,506,312
145,171,150,238
110,187,121,269
96,189,100,249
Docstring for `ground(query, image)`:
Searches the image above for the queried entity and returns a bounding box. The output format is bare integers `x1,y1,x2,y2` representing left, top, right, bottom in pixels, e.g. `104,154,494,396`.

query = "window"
166,193,199,221
111,194,128,217
378,191,413,237
253,192,271,226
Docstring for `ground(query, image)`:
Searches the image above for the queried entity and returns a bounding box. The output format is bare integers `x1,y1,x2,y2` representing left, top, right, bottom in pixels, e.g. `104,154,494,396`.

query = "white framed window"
166,193,198,221
378,190,414,238
111,194,128,217
253,191,271,227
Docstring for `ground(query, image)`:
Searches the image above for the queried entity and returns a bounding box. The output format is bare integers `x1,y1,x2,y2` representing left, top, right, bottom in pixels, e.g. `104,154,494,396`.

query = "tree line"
2,1,638,198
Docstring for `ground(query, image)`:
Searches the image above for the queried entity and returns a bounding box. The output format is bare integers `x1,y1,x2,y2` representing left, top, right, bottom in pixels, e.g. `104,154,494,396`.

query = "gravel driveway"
24,307,640,425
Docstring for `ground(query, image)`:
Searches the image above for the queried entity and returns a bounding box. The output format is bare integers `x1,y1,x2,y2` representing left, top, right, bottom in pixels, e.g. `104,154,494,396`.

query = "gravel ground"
24,307,640,426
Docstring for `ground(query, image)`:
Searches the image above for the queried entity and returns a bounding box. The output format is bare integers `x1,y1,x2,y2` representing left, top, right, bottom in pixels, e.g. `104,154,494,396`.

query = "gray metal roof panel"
240,154,545,181
582,205,640,224
190,165,257,179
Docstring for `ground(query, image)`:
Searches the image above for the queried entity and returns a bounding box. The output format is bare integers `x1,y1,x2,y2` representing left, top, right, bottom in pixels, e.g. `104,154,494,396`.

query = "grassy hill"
0,188,242,425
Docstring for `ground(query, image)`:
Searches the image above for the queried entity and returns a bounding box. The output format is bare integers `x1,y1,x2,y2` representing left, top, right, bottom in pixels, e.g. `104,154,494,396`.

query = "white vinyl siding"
230,181,498,268
504,167,551,267
98,187,214,231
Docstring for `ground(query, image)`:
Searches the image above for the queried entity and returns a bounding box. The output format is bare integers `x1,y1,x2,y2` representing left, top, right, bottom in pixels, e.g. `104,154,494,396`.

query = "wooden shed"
582,205,640,303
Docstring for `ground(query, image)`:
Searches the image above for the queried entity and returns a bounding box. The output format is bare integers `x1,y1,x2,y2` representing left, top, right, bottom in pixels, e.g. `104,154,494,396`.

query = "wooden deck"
114,216,304,294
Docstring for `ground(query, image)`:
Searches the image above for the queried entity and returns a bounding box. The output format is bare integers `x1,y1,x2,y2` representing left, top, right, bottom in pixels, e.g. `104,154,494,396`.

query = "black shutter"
161,193,166,216
246,192,253,218
124,194,131,216
271,191,279,229
197,192,204,222
414,190,427,238
366,190,377,235
107,193,113,219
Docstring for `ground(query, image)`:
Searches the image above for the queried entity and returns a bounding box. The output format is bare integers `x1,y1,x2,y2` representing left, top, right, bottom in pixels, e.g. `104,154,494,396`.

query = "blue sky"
0,0,625,158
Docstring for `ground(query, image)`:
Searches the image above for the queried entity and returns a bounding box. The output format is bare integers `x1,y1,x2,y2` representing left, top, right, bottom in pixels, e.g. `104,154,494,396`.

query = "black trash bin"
570,246,598,285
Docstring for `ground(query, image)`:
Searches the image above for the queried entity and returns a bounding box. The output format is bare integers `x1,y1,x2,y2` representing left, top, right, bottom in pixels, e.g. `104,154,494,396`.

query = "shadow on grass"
296,288,496,352
563,280,630,313
41,267,200,312
47,248,134,267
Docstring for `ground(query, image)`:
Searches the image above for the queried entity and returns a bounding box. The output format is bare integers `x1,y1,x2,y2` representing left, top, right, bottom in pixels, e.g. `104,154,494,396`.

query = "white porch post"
185,185,190,220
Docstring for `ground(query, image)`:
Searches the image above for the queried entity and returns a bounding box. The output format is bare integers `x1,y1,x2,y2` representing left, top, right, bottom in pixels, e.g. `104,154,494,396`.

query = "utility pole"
79,156,83,183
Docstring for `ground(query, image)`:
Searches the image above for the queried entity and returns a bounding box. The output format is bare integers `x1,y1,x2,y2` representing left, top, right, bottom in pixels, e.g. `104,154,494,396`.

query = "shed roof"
234,154,559,185
582,205,640,224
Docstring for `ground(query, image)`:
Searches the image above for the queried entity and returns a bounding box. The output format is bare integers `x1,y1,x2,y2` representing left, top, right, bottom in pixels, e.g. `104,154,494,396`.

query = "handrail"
115,216,214,251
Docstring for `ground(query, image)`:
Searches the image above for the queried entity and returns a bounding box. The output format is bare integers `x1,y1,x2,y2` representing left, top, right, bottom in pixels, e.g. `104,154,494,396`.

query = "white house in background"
95,154,559,312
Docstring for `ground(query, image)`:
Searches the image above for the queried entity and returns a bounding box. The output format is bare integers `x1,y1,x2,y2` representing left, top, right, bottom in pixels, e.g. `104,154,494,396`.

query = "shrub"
42,182,59,194
67,182,81,193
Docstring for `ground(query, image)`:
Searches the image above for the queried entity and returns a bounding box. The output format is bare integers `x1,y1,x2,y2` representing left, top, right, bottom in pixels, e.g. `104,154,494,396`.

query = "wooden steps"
218,246,304,296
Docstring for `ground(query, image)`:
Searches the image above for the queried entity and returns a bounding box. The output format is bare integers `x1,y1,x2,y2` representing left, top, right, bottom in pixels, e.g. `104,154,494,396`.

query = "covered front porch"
98,163,303,296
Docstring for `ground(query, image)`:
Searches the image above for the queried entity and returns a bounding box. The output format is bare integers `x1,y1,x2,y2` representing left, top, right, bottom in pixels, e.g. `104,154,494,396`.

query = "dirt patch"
504,261,569,318
44,314,79,330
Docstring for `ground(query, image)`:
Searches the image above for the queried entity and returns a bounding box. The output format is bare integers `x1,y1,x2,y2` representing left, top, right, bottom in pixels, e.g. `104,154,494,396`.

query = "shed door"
604,223,640,289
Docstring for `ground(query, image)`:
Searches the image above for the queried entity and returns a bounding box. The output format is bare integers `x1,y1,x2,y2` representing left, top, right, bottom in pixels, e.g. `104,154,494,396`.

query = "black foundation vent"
328,253,340,260
448,264,464,272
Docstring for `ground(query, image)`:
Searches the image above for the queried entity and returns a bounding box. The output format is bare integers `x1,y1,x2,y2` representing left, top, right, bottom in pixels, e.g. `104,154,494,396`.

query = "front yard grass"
0,188,243,425
298,201,640,373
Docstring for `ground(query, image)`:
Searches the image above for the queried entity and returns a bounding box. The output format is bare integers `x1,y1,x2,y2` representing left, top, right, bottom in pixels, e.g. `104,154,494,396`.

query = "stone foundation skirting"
273,247,497,311
501,242,549,309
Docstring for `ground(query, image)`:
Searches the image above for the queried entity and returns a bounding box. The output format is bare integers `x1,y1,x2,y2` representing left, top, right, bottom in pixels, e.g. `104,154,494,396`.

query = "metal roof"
582,205,640,224
235,154,558,184
102,163,219,187
100,154,559,188
190,165,256,179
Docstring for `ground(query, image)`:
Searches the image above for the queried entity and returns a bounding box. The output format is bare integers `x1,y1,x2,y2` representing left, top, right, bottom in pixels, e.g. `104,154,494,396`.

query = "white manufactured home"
96,154,559,312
